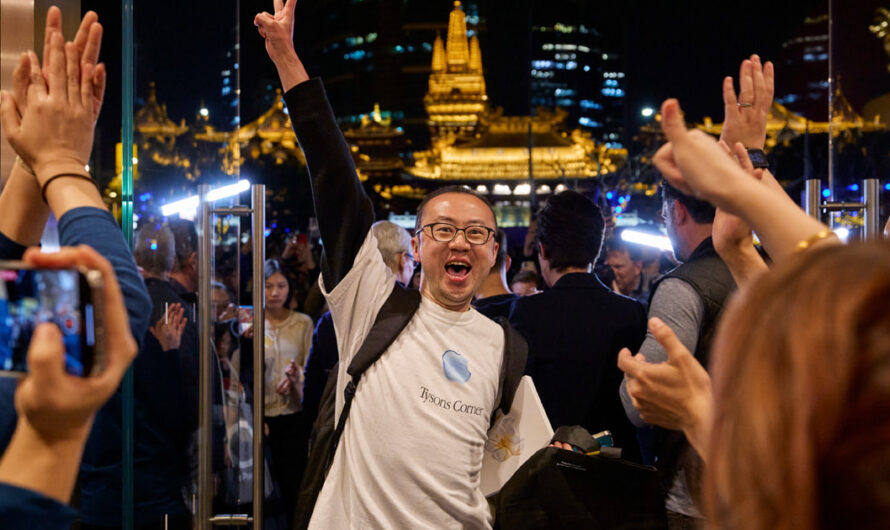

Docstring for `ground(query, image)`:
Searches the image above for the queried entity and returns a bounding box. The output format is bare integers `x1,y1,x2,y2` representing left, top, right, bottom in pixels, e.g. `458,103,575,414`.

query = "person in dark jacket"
509,191,647,461
473,229,519,321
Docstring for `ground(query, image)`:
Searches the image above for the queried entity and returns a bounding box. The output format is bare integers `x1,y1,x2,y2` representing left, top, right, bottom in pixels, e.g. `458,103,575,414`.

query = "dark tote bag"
494,446,667,530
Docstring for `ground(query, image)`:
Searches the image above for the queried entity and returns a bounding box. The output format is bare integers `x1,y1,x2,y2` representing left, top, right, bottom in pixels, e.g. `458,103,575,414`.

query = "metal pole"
827,0,834,201
120,1,135,528
198,185,213,530
863,178,881,241
251,185,266,528
805,179,822,220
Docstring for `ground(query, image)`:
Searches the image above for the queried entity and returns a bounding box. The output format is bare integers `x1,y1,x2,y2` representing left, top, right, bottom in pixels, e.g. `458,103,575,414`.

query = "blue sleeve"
0,483,77,528
57,207,152,348
0,231,28,260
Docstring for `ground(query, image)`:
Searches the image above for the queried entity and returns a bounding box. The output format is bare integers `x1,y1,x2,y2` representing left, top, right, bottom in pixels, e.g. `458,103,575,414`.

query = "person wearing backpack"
253,2,561,527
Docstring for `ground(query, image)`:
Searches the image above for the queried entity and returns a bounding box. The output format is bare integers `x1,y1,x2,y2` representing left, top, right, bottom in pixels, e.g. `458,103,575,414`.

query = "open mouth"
444,261,472,281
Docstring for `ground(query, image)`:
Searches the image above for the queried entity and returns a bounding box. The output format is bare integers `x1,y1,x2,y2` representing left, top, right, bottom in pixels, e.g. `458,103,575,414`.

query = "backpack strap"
330,284,422,455
490,317,529,427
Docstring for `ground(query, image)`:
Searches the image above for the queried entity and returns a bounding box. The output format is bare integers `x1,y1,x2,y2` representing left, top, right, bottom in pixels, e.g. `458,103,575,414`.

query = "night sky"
81,0,888,180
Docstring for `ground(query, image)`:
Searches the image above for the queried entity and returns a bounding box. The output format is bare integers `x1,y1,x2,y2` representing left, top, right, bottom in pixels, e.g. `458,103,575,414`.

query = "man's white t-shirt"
309,231,504,529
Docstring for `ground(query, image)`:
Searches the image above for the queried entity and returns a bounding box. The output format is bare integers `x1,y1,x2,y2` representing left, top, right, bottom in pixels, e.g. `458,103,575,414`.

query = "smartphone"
0,261,104,377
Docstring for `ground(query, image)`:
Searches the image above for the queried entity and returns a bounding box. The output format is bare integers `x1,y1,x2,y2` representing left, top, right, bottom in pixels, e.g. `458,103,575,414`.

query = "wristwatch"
746,148,769,169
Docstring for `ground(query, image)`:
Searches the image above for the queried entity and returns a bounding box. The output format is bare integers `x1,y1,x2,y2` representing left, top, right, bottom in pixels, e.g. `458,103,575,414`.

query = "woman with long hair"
262,258,313,526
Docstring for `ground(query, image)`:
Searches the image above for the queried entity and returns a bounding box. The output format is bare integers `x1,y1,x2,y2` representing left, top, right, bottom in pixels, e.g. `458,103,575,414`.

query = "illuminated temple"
408,1,624,190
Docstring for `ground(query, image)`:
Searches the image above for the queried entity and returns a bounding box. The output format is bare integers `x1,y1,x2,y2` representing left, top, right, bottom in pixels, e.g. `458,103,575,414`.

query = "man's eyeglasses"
416,222,495,246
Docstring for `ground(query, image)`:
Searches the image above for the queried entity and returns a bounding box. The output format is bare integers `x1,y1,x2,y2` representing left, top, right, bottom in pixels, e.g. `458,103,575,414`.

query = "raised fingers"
81,22,103,72
91,63,107,121
751,54,766,110
47,32,67,98
737,59,754,106
42,6,63,77
13,53,30,113
722,76,738,112
27,51,47,101
65,42,82,107
763,60,775,105
274,0,284,13
73,11,99,61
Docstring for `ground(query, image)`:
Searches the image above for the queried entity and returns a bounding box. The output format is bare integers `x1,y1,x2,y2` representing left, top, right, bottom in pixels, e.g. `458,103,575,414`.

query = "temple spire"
432,32,446,72
469,34,482,73
446,1,469,70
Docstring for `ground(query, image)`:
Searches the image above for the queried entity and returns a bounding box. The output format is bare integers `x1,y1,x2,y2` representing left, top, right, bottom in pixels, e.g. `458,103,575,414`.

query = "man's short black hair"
415,185,498,233
493,229,508,271
168,218,198,271
603,236,642,262
535,190,605,271
661,180,716,224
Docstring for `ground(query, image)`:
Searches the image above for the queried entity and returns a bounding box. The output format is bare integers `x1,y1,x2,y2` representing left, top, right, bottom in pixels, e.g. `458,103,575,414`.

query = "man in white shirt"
255,2,532,527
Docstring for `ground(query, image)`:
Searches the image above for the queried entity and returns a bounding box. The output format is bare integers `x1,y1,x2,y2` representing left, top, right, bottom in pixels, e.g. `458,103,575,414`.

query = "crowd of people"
0,2,888,529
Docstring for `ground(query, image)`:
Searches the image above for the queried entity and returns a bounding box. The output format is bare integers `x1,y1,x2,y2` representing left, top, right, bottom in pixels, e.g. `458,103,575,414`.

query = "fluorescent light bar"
621,229,673,252
206,179,250,202
161,180,250,217
161,196,200,217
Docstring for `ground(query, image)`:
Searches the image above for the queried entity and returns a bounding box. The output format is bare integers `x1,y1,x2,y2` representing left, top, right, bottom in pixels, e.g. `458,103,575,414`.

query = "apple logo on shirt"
442,350,471,383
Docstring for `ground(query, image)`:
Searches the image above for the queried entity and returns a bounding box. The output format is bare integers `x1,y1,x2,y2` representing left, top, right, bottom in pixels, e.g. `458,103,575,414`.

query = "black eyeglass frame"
415,222,496,246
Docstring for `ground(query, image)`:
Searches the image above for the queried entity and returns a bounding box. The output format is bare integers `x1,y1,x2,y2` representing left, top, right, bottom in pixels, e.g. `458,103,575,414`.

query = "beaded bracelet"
41,173,99,203
795,229,837,252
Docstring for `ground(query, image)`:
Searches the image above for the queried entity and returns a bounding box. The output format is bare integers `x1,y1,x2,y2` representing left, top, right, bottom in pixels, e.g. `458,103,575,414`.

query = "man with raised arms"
256,1,540,527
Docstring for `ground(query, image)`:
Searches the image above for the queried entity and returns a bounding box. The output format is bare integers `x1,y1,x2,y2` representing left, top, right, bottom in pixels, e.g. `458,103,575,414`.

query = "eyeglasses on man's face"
415,222,495,246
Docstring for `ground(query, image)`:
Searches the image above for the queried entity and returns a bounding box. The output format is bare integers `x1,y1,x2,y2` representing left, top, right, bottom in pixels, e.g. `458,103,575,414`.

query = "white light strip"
161,180,250,217
160,196,200,217
206,179,251,202
621,229,673,252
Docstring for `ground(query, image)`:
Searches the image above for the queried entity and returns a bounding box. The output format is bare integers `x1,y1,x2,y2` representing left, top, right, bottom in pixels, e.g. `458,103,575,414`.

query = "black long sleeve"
283,79,375,293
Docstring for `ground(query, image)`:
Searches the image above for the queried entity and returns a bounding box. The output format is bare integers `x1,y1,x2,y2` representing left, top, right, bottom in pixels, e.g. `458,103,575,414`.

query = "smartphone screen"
0,268,95,376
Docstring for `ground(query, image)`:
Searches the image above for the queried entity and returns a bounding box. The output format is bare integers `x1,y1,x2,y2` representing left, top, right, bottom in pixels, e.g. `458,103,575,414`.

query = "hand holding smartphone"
0,260,104,377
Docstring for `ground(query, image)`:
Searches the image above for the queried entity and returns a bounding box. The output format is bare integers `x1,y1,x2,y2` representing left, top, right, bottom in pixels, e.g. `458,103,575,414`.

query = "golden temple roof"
425,1,487,138
135,82,188,139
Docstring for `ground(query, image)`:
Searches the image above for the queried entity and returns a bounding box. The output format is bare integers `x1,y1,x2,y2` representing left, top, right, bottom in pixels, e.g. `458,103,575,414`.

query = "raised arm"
712,141,769,287
653,99,835,262
255,0,374,291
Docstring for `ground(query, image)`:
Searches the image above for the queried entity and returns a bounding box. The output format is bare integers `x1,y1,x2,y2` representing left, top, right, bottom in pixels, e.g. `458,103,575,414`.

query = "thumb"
648,317,691,366
660,98,688,143
26,323,67,384
0,91,23,140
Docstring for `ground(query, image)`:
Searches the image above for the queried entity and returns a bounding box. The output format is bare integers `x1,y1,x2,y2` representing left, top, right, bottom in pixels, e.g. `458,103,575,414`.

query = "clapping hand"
150,303,187,352
618,318,712,458
720,54,774,150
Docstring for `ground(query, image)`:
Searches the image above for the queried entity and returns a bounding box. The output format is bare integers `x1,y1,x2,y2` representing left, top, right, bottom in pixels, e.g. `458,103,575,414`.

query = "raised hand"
720,54,774,150
14,7,105,125
150,303,187,352
618,317,712,458
0,32,96,182
255,0,308,91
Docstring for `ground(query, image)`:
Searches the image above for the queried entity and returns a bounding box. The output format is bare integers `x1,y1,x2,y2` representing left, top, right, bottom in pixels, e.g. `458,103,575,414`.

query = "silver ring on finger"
737,102,753,108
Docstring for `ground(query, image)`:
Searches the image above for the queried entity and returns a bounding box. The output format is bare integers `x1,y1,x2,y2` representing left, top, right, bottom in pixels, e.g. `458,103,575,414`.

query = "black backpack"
294,284,528,529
